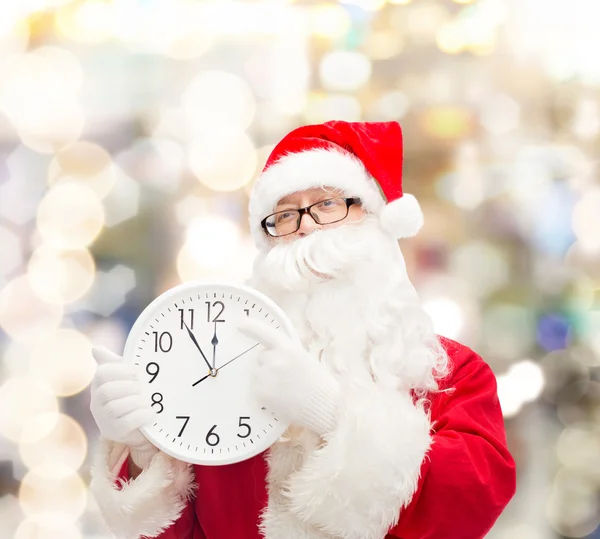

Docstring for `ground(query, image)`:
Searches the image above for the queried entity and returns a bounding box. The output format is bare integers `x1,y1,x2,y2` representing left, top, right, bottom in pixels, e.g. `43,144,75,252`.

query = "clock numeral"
243,309,250,317
206,425,220,447
151,392,164,413
178,308,194,330
153,331,172,353
146,362,160,383
237,416,251,438
176,416,190,437
205,301,225,323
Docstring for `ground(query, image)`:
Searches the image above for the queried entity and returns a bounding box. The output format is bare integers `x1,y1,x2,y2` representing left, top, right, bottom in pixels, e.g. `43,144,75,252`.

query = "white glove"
90,346,158,468
238,320,340,436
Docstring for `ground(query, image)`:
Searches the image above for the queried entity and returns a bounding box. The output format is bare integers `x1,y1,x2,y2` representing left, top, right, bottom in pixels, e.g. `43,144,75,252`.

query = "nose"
297,211,320,236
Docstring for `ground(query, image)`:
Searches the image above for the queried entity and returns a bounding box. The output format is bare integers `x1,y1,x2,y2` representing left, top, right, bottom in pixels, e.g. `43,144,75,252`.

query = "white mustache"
255,216,386,291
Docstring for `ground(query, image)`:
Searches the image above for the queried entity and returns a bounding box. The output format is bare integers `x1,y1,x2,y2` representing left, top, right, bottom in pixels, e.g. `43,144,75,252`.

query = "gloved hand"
90,346,158,468
238,320,340,436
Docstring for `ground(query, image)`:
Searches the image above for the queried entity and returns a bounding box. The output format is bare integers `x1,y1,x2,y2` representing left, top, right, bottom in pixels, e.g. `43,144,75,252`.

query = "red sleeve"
115,457,204,539
387,341,516,539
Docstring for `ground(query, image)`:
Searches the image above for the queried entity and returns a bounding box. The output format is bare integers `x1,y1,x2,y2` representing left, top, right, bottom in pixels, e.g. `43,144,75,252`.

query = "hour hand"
182,320,212,372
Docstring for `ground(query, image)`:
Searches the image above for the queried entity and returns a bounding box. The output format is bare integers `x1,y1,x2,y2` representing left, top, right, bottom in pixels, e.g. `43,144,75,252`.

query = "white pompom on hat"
249,120,423,249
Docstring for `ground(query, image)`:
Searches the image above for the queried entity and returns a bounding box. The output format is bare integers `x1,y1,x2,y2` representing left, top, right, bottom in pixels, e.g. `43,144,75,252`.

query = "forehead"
276,186,344,206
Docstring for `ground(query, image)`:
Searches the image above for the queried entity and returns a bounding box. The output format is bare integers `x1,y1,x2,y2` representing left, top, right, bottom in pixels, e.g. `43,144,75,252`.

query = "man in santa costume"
90,121,516,539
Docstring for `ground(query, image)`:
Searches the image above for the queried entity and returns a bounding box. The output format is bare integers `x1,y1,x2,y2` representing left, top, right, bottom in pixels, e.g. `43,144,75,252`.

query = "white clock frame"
123,281,296,466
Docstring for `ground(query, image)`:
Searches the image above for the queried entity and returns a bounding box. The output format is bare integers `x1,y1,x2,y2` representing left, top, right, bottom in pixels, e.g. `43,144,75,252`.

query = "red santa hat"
249,120,423,248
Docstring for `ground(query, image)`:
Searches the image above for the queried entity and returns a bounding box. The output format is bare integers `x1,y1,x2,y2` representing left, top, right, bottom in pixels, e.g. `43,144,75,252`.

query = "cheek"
346,206,366,222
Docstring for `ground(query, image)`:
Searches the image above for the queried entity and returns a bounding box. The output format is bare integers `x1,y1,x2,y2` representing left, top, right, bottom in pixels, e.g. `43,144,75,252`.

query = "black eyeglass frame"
260,197,362,237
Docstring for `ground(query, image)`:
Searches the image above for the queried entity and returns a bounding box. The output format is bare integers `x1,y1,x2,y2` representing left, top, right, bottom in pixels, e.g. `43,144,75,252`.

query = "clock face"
123,282,295,466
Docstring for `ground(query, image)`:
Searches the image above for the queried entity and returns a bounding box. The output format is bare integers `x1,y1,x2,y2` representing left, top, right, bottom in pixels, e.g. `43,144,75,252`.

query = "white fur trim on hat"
249,149,385,248
380,193,424,238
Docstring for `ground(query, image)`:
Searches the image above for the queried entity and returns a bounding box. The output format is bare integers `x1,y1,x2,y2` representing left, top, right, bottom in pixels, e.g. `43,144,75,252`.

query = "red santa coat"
91,337,516,539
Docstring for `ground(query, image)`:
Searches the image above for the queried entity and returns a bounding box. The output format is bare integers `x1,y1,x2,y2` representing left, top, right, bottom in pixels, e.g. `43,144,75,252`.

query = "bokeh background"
0,0,599,537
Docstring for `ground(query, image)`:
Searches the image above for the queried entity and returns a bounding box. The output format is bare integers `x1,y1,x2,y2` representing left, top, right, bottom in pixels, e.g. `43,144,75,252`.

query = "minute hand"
182,320,212,371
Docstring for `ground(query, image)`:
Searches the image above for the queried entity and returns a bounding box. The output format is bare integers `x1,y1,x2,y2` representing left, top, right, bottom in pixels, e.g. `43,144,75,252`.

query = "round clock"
122,281,297,466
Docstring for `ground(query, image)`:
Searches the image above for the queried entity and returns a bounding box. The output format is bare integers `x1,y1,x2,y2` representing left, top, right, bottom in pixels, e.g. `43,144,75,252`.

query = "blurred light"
175,195,210,227
102,168,141,227
341,0,386,11
319,51,372,92
436,22,463,54
0,14,29,59
30,329,96,396
0,224,23,277
55,0,113,44
422,298,464,340
480,94,520,135
83,264,136,317
556,425,600,474
189,129,257,192
571,98,600,139
483,304,536,360
19,466,87,521
0,48,85,153
28,246,95,305
389,0,412,4
310,5,352,38
537,313,572,352
0,377,59,443
48,141,117,200
19,413,87,474
182,71,256,132
453,0,475,4
15,517,82,539
364,31,405,60
444,141,487,210
449,241,509,297
547,468,600,538
496,360,545,418
36,183,105,249
0,495,23,538
304,94,362,124
184,216,241,271
407,3,450,42
564,241,600,282
582,311,600,356
420,106,472,139
372,91,410,120
178,236,258,284
0,275,63,342
571,188,600,255
116,137,184,193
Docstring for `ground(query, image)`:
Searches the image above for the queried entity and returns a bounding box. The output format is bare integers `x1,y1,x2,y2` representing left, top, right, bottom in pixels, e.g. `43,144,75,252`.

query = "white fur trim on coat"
249,149,385,249
282,385,431,539
90,439,196,539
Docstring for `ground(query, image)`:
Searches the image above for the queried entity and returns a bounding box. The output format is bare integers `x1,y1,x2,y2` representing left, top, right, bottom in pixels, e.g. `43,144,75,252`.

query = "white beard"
248,216,448,394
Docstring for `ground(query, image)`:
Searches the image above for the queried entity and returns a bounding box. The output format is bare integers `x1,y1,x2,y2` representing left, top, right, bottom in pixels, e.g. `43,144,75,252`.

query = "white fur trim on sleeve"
283,386,431,539
379,193,423,238
90,439,196,539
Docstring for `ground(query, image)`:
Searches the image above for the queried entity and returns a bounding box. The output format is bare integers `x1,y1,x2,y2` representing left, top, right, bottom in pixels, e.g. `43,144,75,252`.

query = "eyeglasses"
261,197,361,238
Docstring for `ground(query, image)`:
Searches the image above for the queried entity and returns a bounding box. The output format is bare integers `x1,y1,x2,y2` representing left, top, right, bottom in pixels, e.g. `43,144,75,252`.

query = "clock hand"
216,343,259,372
191,372,212,387
211,321,218,370
182,319,212,372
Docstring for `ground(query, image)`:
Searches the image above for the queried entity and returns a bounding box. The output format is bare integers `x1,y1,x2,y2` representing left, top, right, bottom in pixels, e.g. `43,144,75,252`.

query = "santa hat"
248,120,423,248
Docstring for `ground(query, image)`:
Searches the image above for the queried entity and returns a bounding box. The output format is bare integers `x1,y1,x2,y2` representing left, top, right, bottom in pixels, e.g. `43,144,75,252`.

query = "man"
90,121,516,539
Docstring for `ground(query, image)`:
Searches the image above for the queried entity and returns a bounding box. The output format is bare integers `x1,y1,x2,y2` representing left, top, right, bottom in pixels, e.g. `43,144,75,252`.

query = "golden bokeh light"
319,51,372,92
19,413,88,475
30,329,96,397
15,517,82,539
19,466,87,521
188,130,257,192
0,377,59,443
36,183,105,249
55,1,114,44
309,4,351,39
0,275,63,342
420,106,473,139
28,245,95,305
183,71,256,131
48,141,117,199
